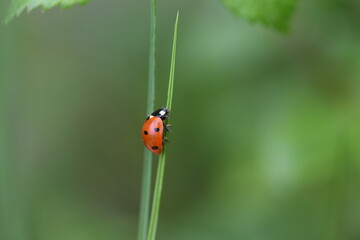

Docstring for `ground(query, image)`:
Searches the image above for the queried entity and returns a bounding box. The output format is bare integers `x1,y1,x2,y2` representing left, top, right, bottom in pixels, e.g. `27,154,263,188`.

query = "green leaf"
222,0,297,32
5,0,89,23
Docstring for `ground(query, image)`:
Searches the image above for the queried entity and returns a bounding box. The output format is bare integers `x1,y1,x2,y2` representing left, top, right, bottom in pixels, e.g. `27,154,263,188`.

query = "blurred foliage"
222,0,297,32
4,0,297,33
4,0,89,23
1,0,360,240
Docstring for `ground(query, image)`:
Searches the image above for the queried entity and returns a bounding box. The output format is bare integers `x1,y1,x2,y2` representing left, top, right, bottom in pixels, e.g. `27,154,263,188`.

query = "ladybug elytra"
141,108,171,154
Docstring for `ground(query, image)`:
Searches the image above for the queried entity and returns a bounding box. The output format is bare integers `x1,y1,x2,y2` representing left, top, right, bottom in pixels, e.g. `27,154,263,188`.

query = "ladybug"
141,107,171,155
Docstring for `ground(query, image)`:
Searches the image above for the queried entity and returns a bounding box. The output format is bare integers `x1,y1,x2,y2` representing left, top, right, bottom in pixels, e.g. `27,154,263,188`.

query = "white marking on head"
159,110,166,116
149,115,154,119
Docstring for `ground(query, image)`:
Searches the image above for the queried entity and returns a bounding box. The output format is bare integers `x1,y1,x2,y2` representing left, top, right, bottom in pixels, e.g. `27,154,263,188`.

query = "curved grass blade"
147,11,179,240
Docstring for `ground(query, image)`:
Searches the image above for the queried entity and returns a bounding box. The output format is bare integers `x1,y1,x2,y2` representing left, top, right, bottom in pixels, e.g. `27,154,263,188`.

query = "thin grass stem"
137,0,157,239
147,12,179,240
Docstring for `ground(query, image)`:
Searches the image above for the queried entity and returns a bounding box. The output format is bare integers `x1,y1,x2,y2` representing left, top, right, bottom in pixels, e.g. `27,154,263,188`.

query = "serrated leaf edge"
5,0,89,24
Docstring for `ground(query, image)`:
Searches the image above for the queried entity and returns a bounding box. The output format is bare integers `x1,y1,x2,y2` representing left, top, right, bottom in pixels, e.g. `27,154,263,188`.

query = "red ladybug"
142,108,170,154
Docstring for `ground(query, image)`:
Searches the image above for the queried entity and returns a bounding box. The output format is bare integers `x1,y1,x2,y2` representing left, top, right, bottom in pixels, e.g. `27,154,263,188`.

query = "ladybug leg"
164,123,172,133
162,136,169,146
162,113,170,120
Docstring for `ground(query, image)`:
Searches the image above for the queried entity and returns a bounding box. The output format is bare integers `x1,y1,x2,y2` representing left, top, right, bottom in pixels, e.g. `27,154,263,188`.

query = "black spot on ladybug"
154,128,160,132
152,146,159,150
144,131,148,135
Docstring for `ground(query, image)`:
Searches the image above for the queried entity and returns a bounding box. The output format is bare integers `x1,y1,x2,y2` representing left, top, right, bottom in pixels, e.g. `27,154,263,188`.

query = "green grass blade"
166,11,179,111
147,11,179,240
137,151,153,240
146,0,157,114
137,0,157,240
147,149,166,240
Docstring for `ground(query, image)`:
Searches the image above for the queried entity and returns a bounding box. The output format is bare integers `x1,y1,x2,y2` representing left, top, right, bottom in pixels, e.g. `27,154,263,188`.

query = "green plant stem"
138,0,157,240
165,13,178,111
138,151,153,240
147,148,166,240
147,12,179,240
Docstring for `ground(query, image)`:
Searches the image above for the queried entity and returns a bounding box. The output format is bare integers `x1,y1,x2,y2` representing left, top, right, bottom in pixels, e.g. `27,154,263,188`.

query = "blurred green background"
1,0,360,239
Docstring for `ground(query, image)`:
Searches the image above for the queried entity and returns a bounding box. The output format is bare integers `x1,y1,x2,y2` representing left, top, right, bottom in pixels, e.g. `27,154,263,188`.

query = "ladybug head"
150,107,169,120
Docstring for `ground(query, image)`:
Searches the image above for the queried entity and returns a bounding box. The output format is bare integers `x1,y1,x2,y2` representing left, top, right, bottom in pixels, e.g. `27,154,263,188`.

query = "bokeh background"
1,0,360,239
